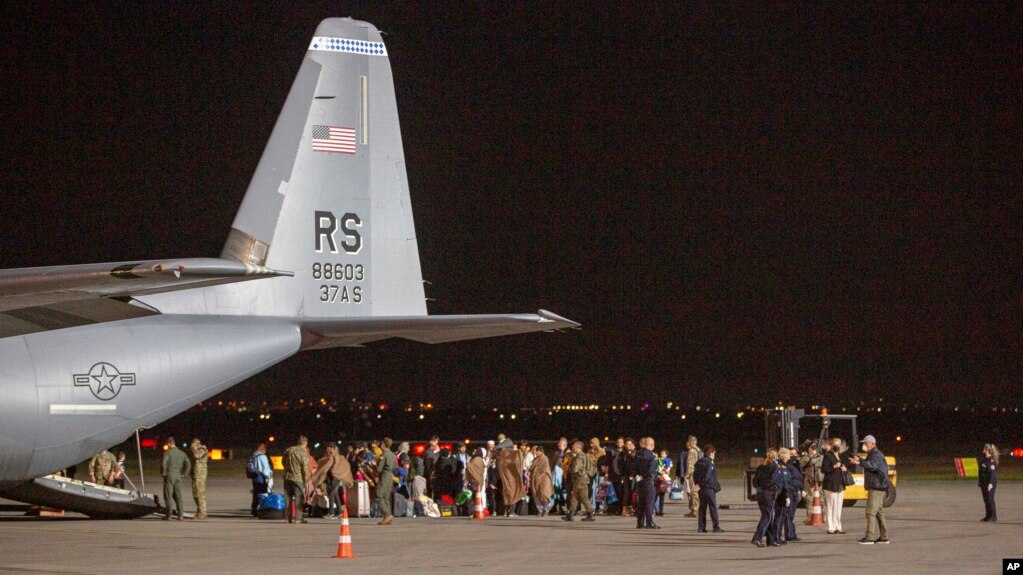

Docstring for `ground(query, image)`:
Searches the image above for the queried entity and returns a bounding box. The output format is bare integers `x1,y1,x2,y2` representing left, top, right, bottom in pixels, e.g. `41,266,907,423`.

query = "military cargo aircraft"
0,17,577,516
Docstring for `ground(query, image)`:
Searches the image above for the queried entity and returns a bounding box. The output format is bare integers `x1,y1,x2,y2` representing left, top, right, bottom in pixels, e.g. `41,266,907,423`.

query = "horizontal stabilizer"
299,309,580,348
0,258,292,313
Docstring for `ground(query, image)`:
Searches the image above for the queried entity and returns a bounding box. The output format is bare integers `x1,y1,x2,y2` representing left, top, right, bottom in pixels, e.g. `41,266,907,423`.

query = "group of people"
84,432,1000,535
751,434,894,547
87,438,208,521
238,433,730,532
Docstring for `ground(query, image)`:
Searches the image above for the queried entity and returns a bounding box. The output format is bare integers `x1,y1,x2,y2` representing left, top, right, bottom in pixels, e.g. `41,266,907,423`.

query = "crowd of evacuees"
75,432,1000,544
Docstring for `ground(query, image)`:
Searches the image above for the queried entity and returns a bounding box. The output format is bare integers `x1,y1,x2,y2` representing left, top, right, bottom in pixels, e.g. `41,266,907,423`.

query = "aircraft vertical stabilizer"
149,18,426,319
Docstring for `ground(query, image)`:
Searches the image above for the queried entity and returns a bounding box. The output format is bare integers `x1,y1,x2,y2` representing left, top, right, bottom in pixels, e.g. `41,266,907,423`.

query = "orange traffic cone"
471,488,486,520
806,489,825,526
335,507,357,559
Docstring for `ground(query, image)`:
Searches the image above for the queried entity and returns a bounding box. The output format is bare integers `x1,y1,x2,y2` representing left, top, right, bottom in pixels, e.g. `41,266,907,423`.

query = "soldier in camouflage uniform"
161,437,191,520
282,436,310,523
88,450,116,485
799,440,825,519
562,441,596,522
190,438,209,520
684,435,701,517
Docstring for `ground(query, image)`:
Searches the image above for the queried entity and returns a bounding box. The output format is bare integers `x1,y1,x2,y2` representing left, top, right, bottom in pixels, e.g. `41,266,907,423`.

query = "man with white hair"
849,435,890,544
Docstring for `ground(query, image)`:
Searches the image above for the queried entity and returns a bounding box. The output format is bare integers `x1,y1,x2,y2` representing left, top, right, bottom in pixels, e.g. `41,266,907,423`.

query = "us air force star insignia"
73,362,137,400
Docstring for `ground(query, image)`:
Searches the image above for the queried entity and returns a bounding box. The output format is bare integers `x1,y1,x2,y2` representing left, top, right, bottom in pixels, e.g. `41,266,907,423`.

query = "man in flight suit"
375,437,396,525
161,437,191,520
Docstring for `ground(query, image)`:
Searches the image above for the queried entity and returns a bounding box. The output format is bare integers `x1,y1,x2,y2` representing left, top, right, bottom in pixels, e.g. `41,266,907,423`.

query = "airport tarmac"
1,478,1019,574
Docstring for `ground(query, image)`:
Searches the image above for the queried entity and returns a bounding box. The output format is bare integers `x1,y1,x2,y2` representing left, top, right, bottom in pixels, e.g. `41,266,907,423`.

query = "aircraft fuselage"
0,315,300,482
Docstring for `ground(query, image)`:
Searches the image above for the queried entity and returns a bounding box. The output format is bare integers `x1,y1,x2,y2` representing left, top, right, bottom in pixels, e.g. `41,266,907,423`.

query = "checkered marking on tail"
309,37,387,56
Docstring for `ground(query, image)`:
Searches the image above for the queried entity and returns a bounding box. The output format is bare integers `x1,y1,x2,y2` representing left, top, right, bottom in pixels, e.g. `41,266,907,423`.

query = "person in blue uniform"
772,448,793,544
752,448,781,547
693,443,722,533
784,447,805,541
634,437,660,529
978,444,998,522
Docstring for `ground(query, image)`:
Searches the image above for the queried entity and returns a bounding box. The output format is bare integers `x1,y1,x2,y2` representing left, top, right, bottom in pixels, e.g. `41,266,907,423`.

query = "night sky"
1,3,1020,406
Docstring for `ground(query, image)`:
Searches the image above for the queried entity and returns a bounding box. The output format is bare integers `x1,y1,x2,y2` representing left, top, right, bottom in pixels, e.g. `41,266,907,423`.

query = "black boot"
582,513,595,522
562,512,575,521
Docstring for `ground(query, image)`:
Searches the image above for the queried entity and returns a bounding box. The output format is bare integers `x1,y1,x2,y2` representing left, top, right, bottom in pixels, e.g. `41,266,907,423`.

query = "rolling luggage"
257,492,285,520
392,491,408,518
346,480,371,518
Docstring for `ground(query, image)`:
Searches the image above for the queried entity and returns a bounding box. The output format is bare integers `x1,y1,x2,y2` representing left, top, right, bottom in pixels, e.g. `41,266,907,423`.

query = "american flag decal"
311,125,356,154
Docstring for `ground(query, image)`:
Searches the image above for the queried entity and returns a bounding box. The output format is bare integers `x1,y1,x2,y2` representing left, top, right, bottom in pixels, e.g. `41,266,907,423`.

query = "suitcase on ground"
392,491,408,517
346,481,371,518
257,492,285,520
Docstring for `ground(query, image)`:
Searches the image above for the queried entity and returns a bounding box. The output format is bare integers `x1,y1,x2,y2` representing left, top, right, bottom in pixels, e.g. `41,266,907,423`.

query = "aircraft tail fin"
216,18,425,318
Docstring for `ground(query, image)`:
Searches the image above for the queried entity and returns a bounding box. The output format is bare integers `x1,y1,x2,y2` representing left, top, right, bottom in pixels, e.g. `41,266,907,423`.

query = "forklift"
744,407,897,507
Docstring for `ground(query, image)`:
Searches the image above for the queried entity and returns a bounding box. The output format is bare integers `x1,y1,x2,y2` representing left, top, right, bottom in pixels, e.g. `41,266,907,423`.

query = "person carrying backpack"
247,442,273,517
562,440,597,522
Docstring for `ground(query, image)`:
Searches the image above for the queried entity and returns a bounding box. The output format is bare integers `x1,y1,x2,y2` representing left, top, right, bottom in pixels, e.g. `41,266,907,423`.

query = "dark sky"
1,3,1020,406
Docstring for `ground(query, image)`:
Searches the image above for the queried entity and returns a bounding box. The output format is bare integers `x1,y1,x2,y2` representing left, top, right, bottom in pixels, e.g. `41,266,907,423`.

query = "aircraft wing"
0,258,292,337
299,309,580,348
0,257,292,312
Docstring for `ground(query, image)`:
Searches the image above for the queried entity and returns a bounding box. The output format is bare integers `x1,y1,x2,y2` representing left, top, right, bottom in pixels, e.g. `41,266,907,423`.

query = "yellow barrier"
954,457,978,478
270,455,285,471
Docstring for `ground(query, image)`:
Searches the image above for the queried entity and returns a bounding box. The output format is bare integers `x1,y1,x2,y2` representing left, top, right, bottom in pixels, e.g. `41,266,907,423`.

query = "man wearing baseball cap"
849,435,890,544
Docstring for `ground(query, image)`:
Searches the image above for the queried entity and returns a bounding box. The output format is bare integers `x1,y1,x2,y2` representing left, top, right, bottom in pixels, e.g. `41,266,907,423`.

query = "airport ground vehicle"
744,408,897,507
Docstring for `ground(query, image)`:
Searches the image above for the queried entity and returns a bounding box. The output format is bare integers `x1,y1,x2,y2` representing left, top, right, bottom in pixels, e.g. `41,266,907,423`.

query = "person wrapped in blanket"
311,442,354,519
530,445,555,516
496,438,526,517
466,447,488,511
